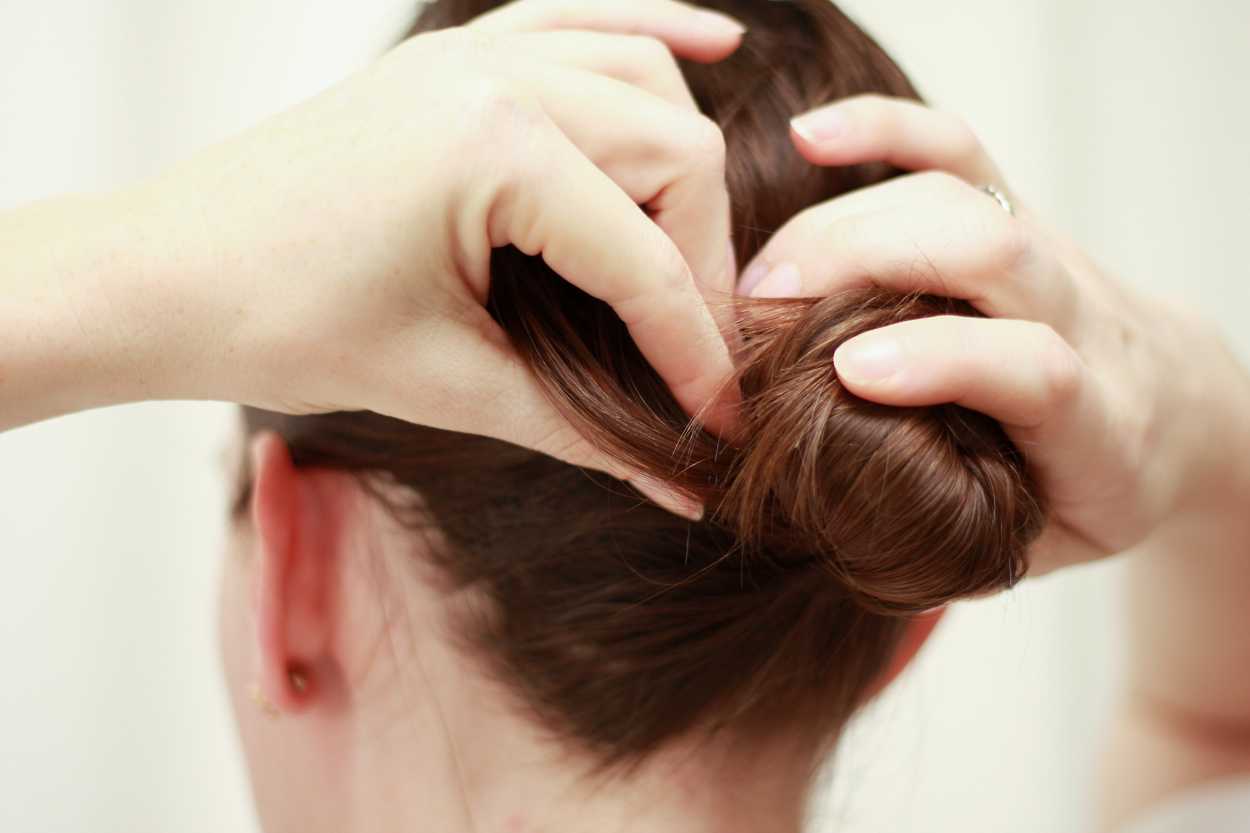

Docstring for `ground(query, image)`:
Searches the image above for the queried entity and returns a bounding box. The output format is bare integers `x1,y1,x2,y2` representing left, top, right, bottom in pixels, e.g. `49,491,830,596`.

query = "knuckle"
917,169,967,196
1031,323,1083,407
456,80,549,189
654,235,696,294
993,212,1034,269
940,111,985,159
628,34,675,68
460,76,538,136
429,25,496,57
461,75,513,117
678,114,728,170
521,0,578,28
616,240,693,325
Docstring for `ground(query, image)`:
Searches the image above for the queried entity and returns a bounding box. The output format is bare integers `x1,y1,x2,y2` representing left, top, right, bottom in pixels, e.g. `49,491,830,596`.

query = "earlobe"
248,432,335,714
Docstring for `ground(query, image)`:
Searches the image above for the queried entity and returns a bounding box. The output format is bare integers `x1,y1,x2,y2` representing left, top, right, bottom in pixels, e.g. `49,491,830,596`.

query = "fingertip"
788,127,834,168
630,473,705,522
832,332,945,407
692,8,747,39
676,36,744,64
749,262,801,298
649,320,740,438
699,378,743,442
790,102,847,139
833,333,904,389
668,372,739,442
668,10,746,63
788,108,870,168
737,259,771,296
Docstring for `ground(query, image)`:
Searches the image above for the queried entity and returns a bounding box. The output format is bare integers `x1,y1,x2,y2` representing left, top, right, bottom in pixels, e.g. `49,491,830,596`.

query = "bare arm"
0,0,750,518
0,191,173,430
1099,348,1250,829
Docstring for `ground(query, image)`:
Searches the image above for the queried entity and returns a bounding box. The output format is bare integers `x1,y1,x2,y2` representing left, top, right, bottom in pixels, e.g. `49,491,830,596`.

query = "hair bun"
491,259,1044,616
719,291,1044,614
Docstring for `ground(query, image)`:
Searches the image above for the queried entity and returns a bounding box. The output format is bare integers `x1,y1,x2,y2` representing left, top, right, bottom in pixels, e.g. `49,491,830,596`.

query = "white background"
1,2,1246,831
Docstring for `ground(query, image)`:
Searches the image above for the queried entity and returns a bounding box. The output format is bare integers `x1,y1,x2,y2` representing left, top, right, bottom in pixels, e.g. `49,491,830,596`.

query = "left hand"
737,94,1250,576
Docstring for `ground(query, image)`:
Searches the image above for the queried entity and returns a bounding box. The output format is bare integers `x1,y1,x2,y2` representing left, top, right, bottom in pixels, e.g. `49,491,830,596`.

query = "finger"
470,0,746,63
789,94,1004,185
460,332,707,521
520,64,734,304
744,174,1078,333
831,315,1088,429
382,318,704,521
493,111,738,434
506,31,697,109
739,171,982,295
834,315,1128,574
629,472,705,522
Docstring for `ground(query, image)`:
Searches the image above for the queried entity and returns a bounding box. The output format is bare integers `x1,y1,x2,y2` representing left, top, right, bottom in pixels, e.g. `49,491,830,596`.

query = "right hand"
742,95,1250,574
114,0,745,516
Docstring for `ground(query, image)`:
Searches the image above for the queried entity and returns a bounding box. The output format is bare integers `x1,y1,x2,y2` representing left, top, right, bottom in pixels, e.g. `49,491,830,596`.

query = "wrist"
1168,328,1250,540
69,184,221,407
102,178,226,403
0,190,191,427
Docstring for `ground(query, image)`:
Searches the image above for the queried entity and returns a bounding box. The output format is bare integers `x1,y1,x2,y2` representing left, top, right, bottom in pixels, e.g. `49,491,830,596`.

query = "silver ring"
978,184,1015,217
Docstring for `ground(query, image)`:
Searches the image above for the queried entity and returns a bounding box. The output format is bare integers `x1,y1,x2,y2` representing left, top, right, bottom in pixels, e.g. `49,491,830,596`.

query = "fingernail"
694,9,747,37
791,106,848,143
631,474,705,522
835,335,903,383
738,259,770,295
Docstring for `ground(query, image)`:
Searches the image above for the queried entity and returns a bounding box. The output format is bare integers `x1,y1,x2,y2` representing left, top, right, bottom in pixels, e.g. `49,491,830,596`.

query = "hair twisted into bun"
492,267,1042,616
241,0,1044,773
729,292,1039,613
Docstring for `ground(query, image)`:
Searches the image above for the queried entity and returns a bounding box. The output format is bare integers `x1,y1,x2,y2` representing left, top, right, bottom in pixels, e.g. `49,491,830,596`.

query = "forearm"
1125,509,1250,725
0,189,206,430
1100,343,1250,827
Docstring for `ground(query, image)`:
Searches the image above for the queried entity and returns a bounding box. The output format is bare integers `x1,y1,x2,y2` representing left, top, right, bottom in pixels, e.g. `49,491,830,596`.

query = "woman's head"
219,1,1043,830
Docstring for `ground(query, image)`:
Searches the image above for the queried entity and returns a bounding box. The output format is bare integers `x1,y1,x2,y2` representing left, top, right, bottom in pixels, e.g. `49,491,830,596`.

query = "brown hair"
241,0,1043,776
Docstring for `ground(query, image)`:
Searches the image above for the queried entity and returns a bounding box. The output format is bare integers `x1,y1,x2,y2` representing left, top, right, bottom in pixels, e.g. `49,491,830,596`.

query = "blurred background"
1,1,1246,831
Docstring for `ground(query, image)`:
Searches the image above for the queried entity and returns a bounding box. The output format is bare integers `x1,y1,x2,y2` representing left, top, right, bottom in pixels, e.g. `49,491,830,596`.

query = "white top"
1121,778,1250,833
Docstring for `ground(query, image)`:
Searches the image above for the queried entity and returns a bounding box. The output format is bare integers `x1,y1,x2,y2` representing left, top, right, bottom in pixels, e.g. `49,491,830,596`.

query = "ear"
865,607,947,700
247,431,342,714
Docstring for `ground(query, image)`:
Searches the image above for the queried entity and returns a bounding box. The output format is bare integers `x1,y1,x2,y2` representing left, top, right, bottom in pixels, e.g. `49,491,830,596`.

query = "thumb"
395,320,704,522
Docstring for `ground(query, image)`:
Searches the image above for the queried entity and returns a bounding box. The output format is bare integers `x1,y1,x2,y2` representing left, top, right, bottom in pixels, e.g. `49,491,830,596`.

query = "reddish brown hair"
242,0,1043,775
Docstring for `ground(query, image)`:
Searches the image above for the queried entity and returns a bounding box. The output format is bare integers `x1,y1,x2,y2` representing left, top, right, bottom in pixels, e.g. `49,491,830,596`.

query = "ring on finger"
978,184,1015,217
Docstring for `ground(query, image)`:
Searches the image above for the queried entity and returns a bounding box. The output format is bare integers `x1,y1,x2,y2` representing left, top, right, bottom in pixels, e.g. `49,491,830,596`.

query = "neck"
335,629,817,833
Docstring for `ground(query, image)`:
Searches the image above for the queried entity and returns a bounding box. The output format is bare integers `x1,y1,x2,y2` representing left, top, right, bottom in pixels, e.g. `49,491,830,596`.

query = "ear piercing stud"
249,683,280,718
248,666,311,717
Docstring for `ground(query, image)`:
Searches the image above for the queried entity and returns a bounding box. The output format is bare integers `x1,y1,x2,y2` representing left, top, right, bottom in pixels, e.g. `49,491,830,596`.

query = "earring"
248,666,311,717
248,682,280,718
